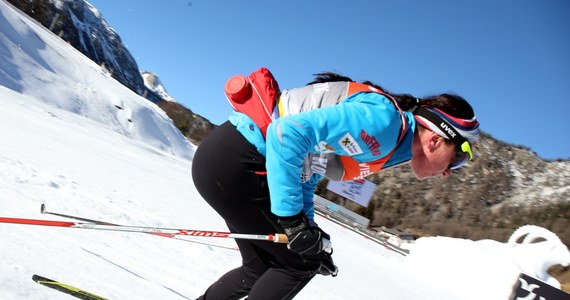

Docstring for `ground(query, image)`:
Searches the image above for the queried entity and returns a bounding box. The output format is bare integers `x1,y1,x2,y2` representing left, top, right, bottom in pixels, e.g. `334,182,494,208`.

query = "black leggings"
191,121,318,300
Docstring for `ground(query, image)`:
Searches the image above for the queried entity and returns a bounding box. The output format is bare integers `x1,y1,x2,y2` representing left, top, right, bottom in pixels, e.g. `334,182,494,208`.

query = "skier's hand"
279,212,331,256
318,251,339,277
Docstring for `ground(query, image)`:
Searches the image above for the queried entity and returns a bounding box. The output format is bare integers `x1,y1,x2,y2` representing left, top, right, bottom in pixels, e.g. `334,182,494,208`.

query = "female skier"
192,70,480,299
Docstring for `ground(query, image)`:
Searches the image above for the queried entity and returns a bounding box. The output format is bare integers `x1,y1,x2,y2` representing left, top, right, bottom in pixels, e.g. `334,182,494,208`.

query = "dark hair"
306,72,354,86
307,72,475,120
419,94,475,120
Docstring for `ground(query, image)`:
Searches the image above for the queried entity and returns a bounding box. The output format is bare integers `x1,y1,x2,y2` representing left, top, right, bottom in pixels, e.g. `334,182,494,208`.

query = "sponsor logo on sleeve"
338,133,363,156
360,130,381,156
314,141,335,153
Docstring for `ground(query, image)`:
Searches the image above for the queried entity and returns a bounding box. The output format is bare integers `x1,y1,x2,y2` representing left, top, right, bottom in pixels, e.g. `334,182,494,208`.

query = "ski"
0,215,288,243
40,204,238,250
32,274,107,300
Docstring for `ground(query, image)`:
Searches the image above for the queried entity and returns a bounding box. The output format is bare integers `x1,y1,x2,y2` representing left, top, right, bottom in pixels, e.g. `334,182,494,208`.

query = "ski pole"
0,216,289,243
40,204,239,250
40,204,174,237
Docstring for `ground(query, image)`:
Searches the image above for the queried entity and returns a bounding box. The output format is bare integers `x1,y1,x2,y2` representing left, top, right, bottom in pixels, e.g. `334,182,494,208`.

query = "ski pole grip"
274,233,289,243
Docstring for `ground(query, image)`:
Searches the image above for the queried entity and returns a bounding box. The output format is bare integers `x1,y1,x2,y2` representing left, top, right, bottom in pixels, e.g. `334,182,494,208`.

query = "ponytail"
391,94,421,111
361,80,420,111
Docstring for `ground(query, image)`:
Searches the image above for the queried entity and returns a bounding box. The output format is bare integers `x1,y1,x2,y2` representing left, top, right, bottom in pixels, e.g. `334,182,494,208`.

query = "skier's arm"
265,93,401,219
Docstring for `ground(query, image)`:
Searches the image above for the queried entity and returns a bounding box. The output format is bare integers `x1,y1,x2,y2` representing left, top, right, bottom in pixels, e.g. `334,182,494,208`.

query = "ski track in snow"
80,247,192,300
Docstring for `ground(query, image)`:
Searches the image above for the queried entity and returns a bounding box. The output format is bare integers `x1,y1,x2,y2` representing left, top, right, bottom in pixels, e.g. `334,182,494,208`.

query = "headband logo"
440,122,457,138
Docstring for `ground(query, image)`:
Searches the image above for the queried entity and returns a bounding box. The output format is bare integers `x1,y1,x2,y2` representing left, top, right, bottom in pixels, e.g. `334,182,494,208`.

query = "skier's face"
410,129,455,179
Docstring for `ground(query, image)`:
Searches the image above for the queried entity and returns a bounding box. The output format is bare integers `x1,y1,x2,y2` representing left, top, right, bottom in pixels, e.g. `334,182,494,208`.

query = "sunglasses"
448,140,473,170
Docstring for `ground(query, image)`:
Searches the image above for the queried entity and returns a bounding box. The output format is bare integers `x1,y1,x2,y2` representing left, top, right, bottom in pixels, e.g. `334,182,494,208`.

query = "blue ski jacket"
229,82,416,220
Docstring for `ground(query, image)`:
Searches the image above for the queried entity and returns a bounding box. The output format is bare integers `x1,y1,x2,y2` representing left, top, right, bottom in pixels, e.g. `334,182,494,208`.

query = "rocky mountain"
319,131,570,244
7,0,215,143
142,71,176,102
8,0,570,244
9,0,144,95
156,100,216,145
141,70,215,144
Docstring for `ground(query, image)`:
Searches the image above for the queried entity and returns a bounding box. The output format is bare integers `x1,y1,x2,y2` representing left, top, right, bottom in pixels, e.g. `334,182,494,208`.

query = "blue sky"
87,0,569,160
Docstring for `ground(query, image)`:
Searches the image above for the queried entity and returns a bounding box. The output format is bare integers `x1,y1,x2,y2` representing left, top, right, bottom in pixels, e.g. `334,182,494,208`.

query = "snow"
1,1,568,299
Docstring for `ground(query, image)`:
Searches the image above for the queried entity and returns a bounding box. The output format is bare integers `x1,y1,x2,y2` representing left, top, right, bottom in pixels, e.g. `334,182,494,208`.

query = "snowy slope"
1,1,568,299
0,0,191,160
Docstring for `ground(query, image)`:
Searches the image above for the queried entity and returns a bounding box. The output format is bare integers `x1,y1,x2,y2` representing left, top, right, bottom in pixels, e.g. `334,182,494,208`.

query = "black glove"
278,212,331,256
318,251,339,277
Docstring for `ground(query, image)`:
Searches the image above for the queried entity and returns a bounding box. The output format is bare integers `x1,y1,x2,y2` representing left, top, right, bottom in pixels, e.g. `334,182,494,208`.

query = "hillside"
5,0,216,143
319,132,570,244
2,0,569,296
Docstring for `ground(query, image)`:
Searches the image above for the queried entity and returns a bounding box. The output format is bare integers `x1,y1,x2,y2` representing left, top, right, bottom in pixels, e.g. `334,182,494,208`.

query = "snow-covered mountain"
10,0,145,95
142,71,176,102
4,0,217,147
5,0,190,104
1,0,570,299
0,1,191,160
